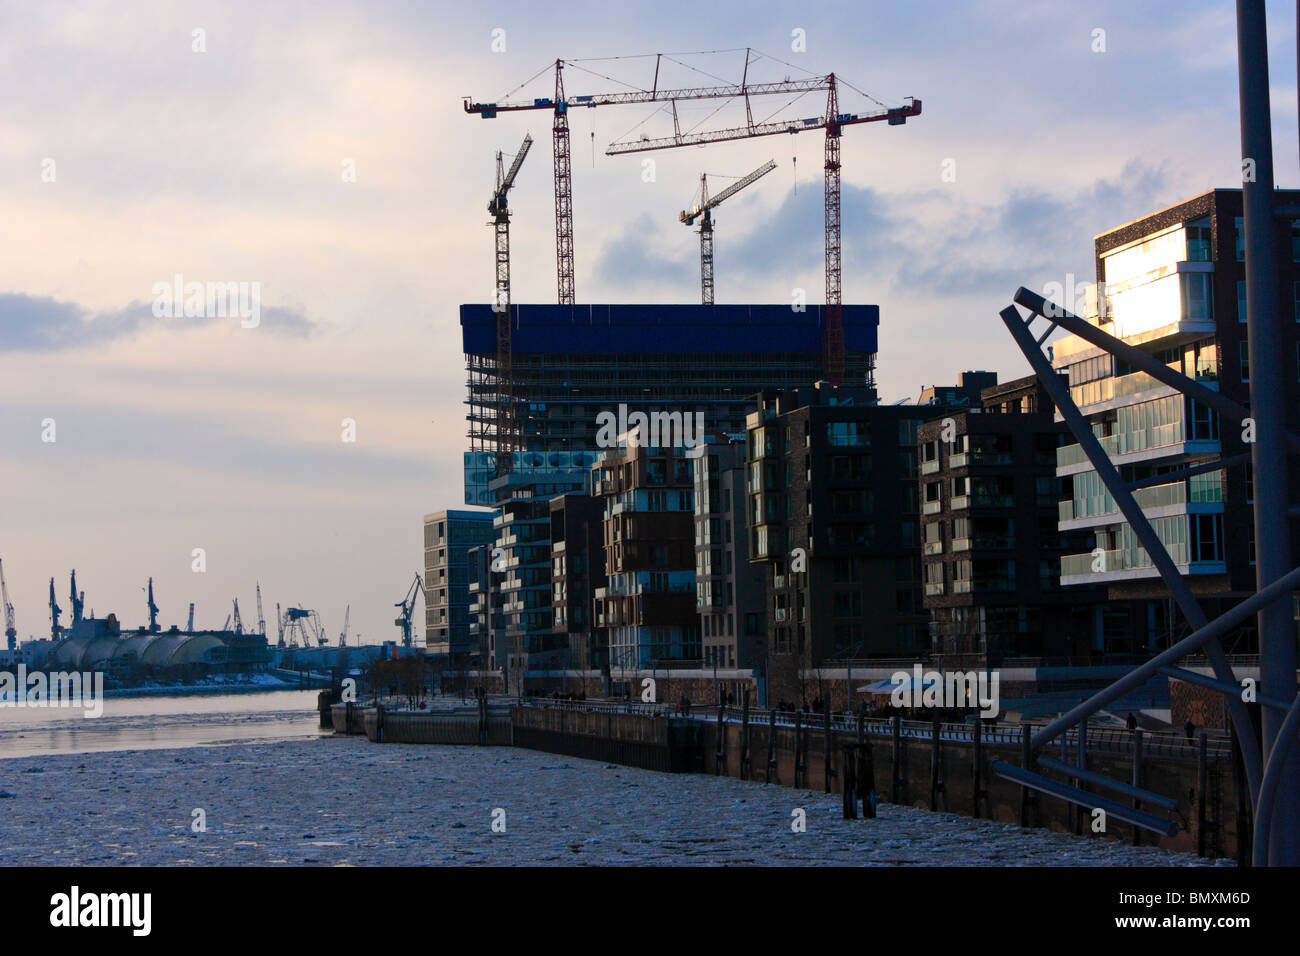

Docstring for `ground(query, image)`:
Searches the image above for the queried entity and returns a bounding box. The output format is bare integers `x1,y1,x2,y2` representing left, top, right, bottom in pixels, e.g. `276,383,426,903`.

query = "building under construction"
461,302,879,504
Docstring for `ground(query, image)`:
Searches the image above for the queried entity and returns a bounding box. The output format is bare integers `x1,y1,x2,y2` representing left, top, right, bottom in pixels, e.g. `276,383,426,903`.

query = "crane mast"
48,577,62,640
489,132,533,477
255,582,266,637
680,159,776,305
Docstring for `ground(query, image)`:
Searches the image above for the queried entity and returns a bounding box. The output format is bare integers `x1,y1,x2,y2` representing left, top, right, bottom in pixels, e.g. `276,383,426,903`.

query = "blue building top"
460,303,879,355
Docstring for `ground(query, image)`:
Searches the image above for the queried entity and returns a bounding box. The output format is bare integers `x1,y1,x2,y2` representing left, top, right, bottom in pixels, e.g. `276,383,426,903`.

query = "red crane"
605,74,920,385
465,52,920,383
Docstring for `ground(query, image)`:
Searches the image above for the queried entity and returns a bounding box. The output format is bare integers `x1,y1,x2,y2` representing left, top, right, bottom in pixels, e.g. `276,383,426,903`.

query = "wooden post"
1131,728,1144,847
740,689,751,781
1019,722,1034,828
823,706,833,793
861,726,877,818
842,744,858,819
376,701,385,744
890,714,902,804
345,700,354,735
972,719,983,818
929,714,946,811
1196,731,1208,858
794,711,805,789
715,702,726,775
766,708,778,784
1075,719,1088,836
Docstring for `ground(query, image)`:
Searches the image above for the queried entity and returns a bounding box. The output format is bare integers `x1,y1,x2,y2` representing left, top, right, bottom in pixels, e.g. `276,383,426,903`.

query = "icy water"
0,690,325,758
0,736,1219,866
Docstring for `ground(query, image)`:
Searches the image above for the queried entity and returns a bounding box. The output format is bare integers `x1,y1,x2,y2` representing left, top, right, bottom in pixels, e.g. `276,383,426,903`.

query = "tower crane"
48,577,62,640
680,159,776,304
488,132,533,477
0,559,16,651
395,573,426,648
605,68,919,385
339,604,350,647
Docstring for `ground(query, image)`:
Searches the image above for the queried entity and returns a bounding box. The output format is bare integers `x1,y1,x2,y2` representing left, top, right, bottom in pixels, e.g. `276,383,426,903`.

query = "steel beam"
990,761,1179,836
1158,665,1293,712
1034,754,1180,812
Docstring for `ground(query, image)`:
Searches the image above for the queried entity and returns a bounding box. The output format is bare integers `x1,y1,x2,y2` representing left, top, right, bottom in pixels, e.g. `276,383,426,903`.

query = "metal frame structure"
991,0,1300,866
680,159,777,305
488,133,533,476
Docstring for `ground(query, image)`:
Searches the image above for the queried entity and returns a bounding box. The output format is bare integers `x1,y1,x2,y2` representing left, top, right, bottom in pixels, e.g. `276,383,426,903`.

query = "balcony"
923,541,944,556
1057,421,1199,471
1059,477,1223,524
922,500,943,515
924,582,945,596
921,459,940,475
1060,540,1226,584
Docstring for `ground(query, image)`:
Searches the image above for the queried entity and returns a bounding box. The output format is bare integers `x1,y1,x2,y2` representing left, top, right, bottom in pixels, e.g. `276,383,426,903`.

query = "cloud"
0,292,315,352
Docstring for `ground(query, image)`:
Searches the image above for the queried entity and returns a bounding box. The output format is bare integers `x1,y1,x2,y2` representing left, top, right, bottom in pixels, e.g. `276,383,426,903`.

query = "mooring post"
766,707,778,784
842,744,858,819
1075,718,1088,835
740,689,751,781
891,714,902,804
345,699,354,735
860,737,877,818
794,711,805,789
972,719,983,818
376,701,385,744
1020,721,1035,827
1131,728,1144,847
715,702,726,775
1196,731,1209,857
823,706,834,793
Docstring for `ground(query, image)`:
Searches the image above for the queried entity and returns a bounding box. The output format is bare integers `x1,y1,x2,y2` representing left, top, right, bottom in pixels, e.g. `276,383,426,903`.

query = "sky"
2,0,1298,646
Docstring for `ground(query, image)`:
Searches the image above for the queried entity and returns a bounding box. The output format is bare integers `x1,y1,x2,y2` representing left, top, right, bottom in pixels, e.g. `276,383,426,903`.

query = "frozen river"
0,734,1220,866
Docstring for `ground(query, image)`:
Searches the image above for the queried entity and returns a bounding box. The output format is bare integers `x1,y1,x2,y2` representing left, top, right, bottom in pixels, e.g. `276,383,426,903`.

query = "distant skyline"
2,0,1298,644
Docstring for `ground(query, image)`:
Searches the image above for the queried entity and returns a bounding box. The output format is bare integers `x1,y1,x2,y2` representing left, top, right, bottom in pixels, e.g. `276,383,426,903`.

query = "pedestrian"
1184,718,1196,741
1126,712,1137,731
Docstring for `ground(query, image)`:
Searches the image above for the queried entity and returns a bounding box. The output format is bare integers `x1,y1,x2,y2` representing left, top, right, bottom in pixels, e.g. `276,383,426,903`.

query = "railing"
1062,541,1192,577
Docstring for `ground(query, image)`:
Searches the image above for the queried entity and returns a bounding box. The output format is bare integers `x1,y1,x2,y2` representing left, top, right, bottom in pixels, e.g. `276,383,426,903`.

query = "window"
1293,220,1300,261
1180,273,1212,321
1240,340,1250,383
1239,280,1248,323
1235,217,1245,261
1186,217,1211,261
827,421,869,447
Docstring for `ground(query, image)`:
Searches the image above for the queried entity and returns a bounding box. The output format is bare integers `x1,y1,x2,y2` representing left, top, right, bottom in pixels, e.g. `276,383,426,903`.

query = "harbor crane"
48,577,62,640
0,559,16,651
339,604,350,647
395,573,426,648
231,598,243,635
69,570,84,624
488,132,533,477
255,583,266,637
146,577,160,633
281,605,325,648
680,159,776,304
186,602,195,633
275,602,285,647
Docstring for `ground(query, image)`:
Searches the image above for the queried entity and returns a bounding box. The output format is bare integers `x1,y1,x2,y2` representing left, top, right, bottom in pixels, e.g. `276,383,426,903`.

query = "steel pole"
1238,0,1300,865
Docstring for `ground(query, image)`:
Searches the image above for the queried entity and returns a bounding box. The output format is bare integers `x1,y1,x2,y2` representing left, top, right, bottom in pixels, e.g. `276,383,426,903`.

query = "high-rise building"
461,303,879,674
688,434,765,671
548,493,607,672
919,374,1102,664
1050,188,1300,655
422,509,496,660
591,437,699,673
745,383,948,704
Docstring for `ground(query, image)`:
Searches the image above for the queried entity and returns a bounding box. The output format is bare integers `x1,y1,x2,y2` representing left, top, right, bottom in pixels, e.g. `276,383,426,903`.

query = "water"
0,690,325,759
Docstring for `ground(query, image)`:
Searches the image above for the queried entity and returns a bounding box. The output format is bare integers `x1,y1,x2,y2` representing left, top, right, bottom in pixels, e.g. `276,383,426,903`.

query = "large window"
827,421,869,447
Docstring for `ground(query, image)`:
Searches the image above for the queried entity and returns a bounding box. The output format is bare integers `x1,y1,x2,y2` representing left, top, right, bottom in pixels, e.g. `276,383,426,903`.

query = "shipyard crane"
282,606,325,648
466,51,919,385
255,583,266,637
186,602,195,633
338,604,350,647
394,573,425,648
275,602,285,647
231,598,243,635
48,577,62,640
488,132,533,477
146,577,160,633
605,66,920,385
680,159,776,305
0,559,16,651
69,570,84,624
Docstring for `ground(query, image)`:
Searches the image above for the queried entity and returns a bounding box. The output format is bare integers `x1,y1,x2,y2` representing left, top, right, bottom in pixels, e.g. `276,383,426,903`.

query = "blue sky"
1,0,1297,644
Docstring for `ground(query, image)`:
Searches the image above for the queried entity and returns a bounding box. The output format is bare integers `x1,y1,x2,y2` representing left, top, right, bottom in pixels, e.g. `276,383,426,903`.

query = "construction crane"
681,159,776,304
69,570,84,624
338,604,350,647
488,132,533,477
231,598,243,635
0,559,16,651
275,602,285,647
466,54,831,305
48,577,62,640
394,573,426,648
605,66,920,385
255,583,266,637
